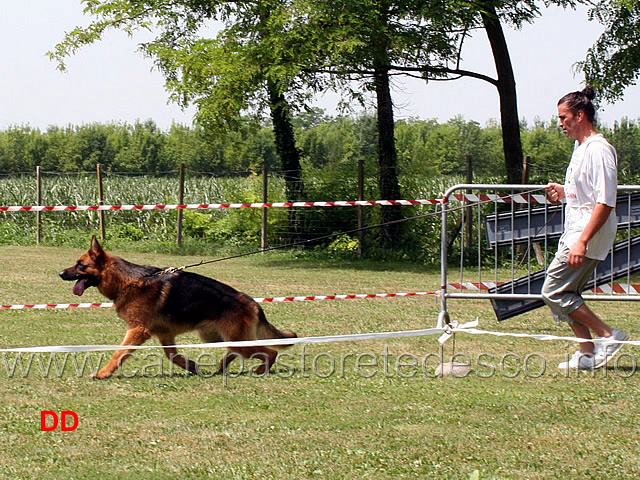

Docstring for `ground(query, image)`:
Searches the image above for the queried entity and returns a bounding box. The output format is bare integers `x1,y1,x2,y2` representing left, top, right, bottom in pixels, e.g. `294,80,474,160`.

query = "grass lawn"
1,244,640,479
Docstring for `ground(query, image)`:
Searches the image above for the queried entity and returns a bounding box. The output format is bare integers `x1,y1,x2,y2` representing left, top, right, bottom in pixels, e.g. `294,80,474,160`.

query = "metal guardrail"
437,184,640,328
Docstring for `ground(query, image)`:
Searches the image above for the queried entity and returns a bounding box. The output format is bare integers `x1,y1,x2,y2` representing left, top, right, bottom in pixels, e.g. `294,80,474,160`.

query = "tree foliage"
49,0,309,213
579,0,640,102
42,0,640,190
0,120,277,174
3,114,639,183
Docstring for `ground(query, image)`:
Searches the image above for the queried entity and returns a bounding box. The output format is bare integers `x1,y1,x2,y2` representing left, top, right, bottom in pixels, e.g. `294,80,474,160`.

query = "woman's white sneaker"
558,351,596,371
593,329,629,369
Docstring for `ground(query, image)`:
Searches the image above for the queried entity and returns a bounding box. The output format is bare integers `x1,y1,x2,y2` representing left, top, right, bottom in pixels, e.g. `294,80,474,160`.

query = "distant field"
0,172,458,253
0,174,288,246
1,245,639,479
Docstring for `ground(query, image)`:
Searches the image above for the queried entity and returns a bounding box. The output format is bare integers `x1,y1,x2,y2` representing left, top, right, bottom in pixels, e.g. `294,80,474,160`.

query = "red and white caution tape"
4,283,640,311
446,282,500,291
0,193,553,213
452,193,550,204
254,292,433,303
590,284,640,294
1,302,115,310
0,291,436,311
446,282,640,295
0,199,441,213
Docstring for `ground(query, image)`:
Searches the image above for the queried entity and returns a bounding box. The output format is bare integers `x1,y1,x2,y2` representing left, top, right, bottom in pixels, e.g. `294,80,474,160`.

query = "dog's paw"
91,370,113,380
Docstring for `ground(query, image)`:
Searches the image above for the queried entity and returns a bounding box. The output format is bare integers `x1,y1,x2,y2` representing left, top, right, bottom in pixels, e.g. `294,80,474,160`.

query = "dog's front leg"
156,334,199,375
93,326,151,379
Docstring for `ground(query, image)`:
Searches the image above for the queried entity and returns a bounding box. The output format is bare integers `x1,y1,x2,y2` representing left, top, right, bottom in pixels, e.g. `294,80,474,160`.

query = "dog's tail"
257,306,297,348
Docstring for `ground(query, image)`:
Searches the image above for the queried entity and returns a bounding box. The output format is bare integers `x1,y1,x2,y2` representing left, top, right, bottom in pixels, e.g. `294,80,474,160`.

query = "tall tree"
50,0,472,248
296,0,472,246
388,1,591,184
480,3,523,184
370,5,402,246
300,0,543,192
49,0,305,205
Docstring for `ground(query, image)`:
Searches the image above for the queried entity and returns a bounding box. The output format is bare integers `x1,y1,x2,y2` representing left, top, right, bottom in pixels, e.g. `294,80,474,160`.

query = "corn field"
0,170,475,261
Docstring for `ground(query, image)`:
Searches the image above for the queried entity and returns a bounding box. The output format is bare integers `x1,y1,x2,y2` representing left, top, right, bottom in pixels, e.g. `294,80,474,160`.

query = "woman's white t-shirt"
560,134,617,261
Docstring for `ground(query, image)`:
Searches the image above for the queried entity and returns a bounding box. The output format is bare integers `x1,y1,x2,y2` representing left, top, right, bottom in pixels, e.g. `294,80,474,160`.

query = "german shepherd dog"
59,236,297,379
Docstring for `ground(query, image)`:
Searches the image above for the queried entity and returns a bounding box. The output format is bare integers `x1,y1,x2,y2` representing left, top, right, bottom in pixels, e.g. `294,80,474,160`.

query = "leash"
149,188,547,277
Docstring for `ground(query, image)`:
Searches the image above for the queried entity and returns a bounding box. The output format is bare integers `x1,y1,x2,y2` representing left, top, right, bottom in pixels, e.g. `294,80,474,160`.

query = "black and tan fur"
59,236,296,379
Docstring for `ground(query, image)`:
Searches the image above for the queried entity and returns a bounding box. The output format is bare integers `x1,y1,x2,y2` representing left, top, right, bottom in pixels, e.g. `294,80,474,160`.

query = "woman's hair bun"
581,86,596,101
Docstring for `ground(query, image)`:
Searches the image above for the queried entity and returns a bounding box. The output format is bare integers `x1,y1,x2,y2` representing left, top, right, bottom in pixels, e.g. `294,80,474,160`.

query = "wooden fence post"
36,166,42,245
357,159,364,257
176,163,185,247
96,164,106,241
522,155,530,184
465,155,473,248
261,164,268,252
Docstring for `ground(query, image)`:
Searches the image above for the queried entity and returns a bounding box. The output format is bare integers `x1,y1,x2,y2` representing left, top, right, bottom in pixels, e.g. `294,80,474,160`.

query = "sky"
1,1,639,131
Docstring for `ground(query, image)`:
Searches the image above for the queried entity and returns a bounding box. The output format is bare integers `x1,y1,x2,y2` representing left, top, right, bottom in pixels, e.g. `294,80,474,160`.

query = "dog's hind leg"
196,327,236,374
156,333,199,375
212,310,279,375
221,346,278,376
218,350,242,373
93,326,151,379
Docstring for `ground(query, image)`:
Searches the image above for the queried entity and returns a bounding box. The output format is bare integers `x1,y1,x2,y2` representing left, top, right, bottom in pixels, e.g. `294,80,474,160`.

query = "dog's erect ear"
89,235,105,260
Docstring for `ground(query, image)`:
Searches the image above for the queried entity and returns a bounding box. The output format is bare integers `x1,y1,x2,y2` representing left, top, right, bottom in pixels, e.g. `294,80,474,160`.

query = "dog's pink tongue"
73,279,87,296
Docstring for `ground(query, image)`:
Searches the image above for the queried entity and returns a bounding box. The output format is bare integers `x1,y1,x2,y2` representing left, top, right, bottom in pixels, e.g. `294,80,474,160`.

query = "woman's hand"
545,183,565,203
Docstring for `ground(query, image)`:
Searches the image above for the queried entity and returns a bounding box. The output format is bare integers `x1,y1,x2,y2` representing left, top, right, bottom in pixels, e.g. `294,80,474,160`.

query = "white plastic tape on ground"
0,327,444,353
1,320,638,353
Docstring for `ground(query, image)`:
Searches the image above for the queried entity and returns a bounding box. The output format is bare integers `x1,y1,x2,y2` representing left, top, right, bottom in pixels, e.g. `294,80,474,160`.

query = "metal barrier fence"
437,184,640,328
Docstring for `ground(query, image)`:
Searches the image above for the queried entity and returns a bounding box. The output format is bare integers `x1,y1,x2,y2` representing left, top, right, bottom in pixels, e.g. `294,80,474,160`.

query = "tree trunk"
374,64,402,248
268,81,305,238
481,6,524,185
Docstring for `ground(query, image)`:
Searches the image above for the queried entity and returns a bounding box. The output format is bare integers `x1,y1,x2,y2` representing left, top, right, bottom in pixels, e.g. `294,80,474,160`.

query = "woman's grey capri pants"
541,243,600,325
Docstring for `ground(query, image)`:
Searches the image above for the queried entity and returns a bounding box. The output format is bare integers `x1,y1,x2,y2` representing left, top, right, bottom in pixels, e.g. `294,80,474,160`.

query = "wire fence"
0,166,452,258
